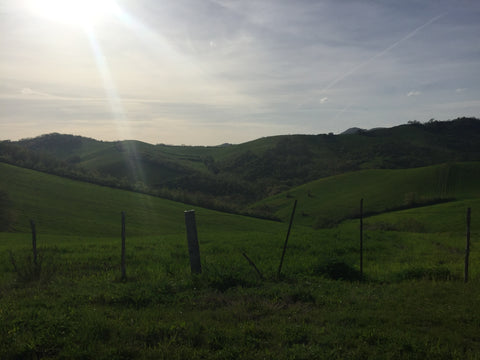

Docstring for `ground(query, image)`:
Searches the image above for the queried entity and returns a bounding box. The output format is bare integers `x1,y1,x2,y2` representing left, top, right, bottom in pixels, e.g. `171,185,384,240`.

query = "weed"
8,249,56,284
394,267,456,282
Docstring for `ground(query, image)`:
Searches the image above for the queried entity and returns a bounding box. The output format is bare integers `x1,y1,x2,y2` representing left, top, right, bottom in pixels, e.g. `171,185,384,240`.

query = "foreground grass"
1,270,479,359
1,226,479,359
0,270,480,359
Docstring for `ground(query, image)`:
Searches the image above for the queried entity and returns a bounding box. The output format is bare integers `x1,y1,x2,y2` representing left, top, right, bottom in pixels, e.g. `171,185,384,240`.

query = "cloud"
1,0,480,145
21,88,34,95
407,91,421,97
20,87,52,97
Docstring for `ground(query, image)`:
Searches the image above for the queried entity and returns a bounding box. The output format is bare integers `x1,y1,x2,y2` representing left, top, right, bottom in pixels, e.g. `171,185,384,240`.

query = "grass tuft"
8,249,56,284
394,266,458,282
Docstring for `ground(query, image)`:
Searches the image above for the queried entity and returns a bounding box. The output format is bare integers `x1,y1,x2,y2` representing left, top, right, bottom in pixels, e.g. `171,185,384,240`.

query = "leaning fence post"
277,199,297,279
121,211,127,280
465,207,471,283
30,219,38,268
360,198,364,279
242,252,265,280
184,210,202,274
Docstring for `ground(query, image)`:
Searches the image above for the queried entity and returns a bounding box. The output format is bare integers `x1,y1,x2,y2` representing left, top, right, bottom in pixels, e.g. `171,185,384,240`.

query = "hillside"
253,162,480,228
0,162,277,235
1,117,480,215
1,153,480,359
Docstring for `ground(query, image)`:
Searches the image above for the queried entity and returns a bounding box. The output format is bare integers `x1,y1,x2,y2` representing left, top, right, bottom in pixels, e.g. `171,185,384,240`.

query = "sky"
1,0,479,145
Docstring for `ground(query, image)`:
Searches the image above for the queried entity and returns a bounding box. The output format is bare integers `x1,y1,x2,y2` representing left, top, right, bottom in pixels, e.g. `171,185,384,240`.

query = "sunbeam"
83,12,147,192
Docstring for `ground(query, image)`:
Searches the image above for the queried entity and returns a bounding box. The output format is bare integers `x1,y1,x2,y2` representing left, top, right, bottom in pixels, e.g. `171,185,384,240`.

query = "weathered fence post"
360,198,364,279
121,211,127,281
242,252,265,280
465,207,471,283
277,199,297,279
184,210,202,274
30,219,38,268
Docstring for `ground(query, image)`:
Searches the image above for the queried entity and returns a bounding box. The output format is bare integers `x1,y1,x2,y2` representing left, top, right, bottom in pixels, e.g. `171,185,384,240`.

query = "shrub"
8,249,56,284
313,260,362,281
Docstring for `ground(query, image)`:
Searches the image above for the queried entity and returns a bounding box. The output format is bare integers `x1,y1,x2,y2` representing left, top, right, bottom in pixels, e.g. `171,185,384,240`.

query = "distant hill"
251,161,480,228
340,127,364,135
1,117,480,216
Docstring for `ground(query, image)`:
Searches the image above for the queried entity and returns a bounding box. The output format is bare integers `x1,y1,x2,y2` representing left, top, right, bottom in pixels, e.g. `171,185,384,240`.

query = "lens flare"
84,26,147,188
30,0,149,190
30,0,120,27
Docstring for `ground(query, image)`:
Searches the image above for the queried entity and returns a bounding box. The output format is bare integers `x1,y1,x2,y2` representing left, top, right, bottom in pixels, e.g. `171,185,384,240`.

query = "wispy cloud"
0,0,479,144
407,91,421,97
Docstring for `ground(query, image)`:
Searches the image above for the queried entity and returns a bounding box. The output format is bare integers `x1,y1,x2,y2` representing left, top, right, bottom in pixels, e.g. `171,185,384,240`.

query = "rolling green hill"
1,152,480,359
0,162,278,236
2,117,480,216
253,162,480,228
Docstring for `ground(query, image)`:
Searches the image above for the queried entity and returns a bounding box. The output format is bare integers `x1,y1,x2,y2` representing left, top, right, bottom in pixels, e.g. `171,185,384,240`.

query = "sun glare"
30,0,119,27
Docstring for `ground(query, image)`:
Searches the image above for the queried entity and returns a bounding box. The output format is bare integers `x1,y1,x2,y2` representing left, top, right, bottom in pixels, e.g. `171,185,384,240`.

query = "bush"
313,260,362,281
9,249,56,284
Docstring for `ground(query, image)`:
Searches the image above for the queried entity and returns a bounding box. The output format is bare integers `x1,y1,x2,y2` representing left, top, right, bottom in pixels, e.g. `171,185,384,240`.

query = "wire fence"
6,200,476,284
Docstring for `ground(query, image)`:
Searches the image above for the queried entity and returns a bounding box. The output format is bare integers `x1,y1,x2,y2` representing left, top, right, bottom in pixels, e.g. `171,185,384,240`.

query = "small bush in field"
9,250,56,284
313,260,362,281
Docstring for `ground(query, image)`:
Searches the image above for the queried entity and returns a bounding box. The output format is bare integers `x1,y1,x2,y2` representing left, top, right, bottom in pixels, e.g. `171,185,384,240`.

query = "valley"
0,118,479,359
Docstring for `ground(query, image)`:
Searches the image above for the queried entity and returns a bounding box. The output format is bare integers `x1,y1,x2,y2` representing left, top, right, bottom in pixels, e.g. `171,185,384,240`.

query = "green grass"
0,162,278,235
1,242,479,359
8,119,480,214
254,162,480,227
2,236,479,360
1,162,480,358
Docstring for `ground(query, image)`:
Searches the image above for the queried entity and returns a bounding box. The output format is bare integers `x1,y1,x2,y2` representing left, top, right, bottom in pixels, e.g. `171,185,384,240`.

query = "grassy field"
1,162,480,359
253,162,480,227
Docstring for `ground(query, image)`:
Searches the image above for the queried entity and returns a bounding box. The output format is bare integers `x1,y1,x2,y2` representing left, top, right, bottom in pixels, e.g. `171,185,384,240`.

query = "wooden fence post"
242,252,264,280
185,210,202,274
360,198,364,279
30,219,38,268
465,207,471,283
277,199,297,279
121,211,126,280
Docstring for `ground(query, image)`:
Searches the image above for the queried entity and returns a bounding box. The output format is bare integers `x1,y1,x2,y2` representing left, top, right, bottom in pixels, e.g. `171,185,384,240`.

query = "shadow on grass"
313,260,363,281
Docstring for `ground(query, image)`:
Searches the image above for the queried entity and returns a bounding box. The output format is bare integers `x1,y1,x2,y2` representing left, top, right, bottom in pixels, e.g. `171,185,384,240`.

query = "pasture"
1,162,479,359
